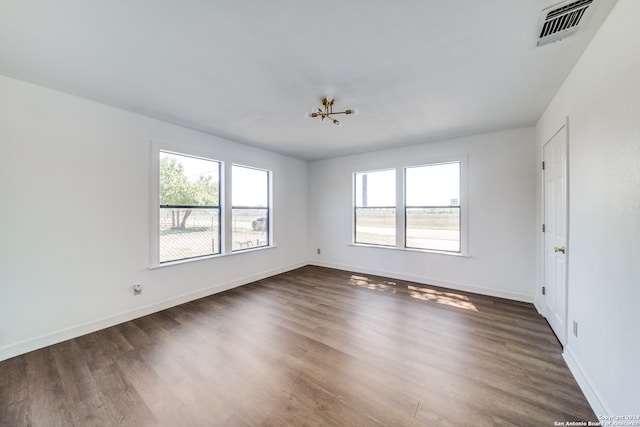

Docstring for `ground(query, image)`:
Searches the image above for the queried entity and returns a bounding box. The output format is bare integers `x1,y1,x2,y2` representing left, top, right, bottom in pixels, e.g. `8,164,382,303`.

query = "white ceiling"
0,0,616,160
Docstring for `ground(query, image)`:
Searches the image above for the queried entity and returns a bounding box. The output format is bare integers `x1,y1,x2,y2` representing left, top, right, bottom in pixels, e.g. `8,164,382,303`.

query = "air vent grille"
536,0,595,46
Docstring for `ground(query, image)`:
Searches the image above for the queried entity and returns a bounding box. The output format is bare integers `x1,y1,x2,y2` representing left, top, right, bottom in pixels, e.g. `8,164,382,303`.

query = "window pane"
355,169,395,207
232,165,268,207
406,163,460,207
159,151,220,263
354,169,396,246
160,152,219,207
232,208,269,251
160,207,220,262
355,207,396,246
232,165,270,252
406,208,460,252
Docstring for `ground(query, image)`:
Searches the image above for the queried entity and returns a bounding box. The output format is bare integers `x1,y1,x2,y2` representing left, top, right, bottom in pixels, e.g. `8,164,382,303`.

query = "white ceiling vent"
536,0,596,46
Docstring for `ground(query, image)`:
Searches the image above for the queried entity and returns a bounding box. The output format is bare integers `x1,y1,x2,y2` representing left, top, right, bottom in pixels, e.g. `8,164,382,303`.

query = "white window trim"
351,155,469,257
149,140,275,269
149,245,279,270
230,163,273,253
353,167,397,247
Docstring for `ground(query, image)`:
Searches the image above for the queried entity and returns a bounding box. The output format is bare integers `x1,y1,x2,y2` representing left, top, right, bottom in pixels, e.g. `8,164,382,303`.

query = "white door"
543,125,568,346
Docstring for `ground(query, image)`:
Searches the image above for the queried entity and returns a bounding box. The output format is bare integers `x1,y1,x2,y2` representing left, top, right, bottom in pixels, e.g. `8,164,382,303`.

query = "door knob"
554,246,565,254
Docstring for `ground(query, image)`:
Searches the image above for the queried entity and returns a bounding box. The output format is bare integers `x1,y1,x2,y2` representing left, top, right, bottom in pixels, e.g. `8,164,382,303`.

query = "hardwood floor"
0,266,595,426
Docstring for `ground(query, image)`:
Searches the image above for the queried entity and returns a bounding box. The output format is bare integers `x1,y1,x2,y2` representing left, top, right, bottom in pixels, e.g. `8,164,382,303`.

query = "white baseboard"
533,297,543,314
563,347,609,417
310,261,534,303
0,261,306,362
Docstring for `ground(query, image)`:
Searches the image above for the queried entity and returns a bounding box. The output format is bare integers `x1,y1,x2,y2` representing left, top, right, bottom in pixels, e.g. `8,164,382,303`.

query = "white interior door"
543,126,568,346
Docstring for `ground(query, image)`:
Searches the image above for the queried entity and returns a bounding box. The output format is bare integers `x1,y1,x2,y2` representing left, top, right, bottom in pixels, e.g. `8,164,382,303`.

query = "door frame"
542,118,570,346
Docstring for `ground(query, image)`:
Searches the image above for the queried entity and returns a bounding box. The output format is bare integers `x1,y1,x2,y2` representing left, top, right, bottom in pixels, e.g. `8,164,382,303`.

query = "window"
152,144,275,266
232,165,270,251
159,151,220,263
352,160,464,254
405,162,460,252
354,169,396,246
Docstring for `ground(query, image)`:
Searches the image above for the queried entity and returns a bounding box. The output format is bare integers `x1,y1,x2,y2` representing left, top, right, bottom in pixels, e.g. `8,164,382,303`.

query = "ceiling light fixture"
306,97,358,126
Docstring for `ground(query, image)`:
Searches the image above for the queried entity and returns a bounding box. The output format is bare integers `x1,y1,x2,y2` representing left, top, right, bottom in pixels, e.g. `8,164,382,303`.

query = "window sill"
348,243,470,258
149,245,277,269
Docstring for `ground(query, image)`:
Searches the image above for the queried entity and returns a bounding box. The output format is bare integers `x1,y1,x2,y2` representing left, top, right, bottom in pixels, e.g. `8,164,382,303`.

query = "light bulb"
333,119,341,126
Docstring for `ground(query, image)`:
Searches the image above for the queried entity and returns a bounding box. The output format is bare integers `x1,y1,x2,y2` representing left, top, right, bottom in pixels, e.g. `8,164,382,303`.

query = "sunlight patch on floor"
349,275,397,293
408,285,478,312
348,274,478,312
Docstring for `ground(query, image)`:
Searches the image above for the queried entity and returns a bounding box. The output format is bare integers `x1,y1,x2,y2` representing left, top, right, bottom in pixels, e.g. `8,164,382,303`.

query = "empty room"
1,0,638,425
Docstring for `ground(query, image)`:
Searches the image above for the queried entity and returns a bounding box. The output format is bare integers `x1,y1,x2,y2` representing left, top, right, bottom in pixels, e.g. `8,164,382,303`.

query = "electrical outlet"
317,248,321,255
573,320,578,337
133,284,143,295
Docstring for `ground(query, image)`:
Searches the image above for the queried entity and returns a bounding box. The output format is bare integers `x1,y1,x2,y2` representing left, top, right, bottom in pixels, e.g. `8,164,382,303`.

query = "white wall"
309,127,537,302
0,75,308,361
536,0,640,415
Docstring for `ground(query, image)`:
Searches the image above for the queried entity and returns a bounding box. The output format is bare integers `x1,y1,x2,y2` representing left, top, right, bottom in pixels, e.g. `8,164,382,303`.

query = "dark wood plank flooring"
0,266,595,426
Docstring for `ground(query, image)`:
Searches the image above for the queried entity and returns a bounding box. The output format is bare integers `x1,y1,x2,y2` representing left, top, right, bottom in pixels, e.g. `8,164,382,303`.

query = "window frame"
404,161,461,254
352,168,397,247
155,149,222,265
231,163,272,252
150,141,275,268
351,157,468,257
